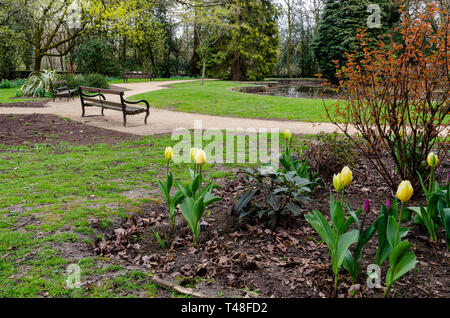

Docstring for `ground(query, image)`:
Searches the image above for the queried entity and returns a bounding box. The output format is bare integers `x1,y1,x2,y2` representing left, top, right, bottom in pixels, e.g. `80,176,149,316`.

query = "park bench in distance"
78,86,150,127
123,71,154,83
51,80,78,102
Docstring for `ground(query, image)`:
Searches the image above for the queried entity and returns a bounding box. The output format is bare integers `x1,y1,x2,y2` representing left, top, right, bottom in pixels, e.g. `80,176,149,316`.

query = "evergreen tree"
313,0,399,82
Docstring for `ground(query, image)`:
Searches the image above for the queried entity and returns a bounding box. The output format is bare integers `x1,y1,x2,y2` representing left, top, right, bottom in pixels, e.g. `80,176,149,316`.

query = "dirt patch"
0,114,138,146
0,99,50,108
93,157,450,298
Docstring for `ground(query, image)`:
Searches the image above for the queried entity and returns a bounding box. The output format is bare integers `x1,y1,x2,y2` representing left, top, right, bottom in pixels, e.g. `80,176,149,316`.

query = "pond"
236,79,337,99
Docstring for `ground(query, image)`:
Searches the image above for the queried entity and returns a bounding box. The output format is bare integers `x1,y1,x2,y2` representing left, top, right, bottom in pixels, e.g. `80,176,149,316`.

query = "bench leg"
123,113,127,127
145,110,149,125
101,108,104,116
81,105,85,117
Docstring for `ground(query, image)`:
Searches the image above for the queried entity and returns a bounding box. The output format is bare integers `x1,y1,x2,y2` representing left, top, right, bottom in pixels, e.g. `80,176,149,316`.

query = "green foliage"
18,70,58,97
176,172,221,245
235,141,321,228
0,79,26,89
72,38,120,76
384,240,418,297
305,194,360,291
156,172,185,231
313,0,399,81
209,0,280,81
59,73,109,89
409,171,450,247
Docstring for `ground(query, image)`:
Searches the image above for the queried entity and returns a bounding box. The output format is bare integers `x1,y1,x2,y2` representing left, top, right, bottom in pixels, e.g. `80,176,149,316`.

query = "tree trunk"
34,52,42,74
232,52,245,81
191,7,201,75
286,0,292,79
201,59,206,85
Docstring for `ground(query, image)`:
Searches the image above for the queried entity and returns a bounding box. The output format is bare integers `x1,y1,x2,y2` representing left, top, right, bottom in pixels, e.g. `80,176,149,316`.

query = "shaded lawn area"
130,80,335,122
0,88,40,104
0,117,301,297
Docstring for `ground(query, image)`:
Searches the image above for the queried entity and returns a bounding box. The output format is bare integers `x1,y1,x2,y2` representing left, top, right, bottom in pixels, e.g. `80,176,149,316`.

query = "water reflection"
236,81,336,99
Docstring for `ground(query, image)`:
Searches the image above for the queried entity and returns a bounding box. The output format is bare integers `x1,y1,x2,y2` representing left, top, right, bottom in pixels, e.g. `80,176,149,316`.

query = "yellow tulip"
333,173,344,192
395,180,414,203
195,149,206,166
190,148,198,163
284,129,292,141
427,152,439,168
164,147,173,161
340,166,353,187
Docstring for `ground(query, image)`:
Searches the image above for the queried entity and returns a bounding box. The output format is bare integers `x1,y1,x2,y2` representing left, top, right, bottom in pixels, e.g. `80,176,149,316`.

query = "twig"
2,216,35,229
147,274,209,298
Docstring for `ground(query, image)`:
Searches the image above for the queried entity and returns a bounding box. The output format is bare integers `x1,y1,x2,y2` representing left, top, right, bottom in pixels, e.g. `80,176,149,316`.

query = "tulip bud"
385,199,392,211
195,150,206,166
340,166,353,187
395,180,414,203
164,147,173,161
427,152,439,168
190,148,198,163
363,199,370,213
284,129,292,141
333,173,344,192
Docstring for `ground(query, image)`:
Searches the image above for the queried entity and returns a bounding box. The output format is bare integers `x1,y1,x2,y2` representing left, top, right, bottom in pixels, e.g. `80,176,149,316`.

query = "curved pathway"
0,80,346,136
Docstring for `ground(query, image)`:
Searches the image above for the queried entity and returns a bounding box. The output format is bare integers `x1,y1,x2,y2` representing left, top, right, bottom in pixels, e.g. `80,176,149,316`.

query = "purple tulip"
385,199,392,211
363,199,370,213
447,172,450,184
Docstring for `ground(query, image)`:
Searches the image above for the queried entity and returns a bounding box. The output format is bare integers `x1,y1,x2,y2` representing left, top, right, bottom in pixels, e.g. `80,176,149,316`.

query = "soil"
0,99,50,108
0,114,137,146
1,112,448,298
95,157,450,298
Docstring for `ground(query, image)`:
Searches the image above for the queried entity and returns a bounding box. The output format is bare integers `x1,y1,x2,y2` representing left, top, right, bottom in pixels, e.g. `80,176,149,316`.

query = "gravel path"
0,80,346,136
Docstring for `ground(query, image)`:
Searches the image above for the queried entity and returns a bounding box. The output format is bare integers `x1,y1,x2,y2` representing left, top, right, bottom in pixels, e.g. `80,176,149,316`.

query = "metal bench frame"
79,86,150,127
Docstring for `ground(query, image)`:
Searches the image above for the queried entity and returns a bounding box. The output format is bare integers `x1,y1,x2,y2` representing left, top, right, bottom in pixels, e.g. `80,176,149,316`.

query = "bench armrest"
123,98,150,110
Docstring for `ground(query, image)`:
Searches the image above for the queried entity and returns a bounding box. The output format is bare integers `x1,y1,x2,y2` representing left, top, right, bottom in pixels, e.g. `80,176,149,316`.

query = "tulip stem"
395,201,404,247
166,161,170,176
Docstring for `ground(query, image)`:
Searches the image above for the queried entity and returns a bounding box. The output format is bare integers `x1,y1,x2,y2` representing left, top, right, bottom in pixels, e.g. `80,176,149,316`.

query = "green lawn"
0,130,302,297
130,80,334,122
0,88,39,104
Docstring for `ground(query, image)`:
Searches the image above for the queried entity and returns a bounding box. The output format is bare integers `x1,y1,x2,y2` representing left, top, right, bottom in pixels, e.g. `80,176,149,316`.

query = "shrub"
234,132,322,228
307,132,357,179
83,73,109,89
18,70,58,97
72,38,120,76
0,79,26,89
324,4,449,191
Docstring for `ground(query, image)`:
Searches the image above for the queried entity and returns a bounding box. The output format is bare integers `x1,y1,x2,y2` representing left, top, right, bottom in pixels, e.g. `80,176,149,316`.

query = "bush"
0,79,26,89
59,73,109,89
324,4,448,191
18,70,58,97
307,133,357,179
72,38,120,76
83,73,109,89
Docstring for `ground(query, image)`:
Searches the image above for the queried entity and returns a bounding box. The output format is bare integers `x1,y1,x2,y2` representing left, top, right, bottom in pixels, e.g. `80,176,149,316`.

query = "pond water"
236,80,336,99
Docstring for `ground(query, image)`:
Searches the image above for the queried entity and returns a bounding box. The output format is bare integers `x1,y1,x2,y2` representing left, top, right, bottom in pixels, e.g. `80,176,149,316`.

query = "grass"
130,80,334,122
0,88,40,104
0,130,301,297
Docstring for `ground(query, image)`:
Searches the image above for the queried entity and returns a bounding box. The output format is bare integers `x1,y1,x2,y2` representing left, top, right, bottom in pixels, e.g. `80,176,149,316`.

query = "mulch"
0,99,50,108
0,114,137,146
94,158,449,298
1,112,448,298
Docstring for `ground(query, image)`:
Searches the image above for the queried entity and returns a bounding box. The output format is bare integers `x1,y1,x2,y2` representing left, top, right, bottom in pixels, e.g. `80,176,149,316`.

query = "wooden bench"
79,86,150,127
123,72,154,83
51,80,78,102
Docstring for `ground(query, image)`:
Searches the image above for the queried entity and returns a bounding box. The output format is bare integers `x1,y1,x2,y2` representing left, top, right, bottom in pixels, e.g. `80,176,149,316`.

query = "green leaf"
386,215,398,248
331,201,345,234
334,230,359,274
234,189,258,213
386,240,417,286
157,180,169,202
305,210,335,249
286,202,301,216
